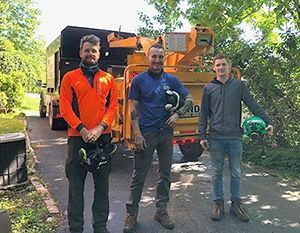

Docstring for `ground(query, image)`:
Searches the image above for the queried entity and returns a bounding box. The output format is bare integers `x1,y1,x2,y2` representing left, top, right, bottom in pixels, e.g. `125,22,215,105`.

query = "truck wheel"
39,96,46,118
49,104,60,130
179,142,203,159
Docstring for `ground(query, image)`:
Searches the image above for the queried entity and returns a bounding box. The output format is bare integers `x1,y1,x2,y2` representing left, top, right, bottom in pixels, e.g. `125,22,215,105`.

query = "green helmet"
242,115,267,138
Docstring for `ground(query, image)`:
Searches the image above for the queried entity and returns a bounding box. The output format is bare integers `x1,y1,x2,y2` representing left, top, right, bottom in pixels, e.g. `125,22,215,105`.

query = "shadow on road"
27,115,300,233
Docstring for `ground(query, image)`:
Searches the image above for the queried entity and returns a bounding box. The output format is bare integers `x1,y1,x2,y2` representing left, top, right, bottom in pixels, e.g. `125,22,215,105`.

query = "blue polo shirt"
129,71,189,133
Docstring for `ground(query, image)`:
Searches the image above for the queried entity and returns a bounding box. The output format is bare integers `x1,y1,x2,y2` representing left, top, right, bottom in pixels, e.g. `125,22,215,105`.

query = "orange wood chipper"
108,25,218,158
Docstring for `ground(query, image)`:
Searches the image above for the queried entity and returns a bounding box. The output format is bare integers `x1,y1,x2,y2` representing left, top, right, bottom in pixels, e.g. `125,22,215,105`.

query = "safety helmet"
165,90,184,112
242,115,267,139
78,143,117,172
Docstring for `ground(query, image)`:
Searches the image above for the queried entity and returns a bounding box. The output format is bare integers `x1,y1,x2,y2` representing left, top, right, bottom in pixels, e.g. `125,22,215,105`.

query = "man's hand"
200,140,209,151
165,113,179,128
89,125,105,143
79,127,95,143
265,124,274,137
134,134,147,151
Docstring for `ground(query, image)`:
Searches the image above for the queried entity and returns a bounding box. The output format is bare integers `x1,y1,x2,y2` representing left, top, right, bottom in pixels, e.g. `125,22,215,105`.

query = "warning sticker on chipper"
180,105,200,118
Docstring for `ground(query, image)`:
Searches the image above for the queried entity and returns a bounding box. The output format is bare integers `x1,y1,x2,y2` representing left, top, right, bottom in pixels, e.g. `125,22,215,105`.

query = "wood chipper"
107,25,219,158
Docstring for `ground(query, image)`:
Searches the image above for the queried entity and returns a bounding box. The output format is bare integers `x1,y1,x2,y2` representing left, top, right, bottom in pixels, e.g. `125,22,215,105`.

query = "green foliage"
0,38,21,74
0,0,46,93
237,32,300,147
243,138,300,180
0,38,46,93
0,91,8,113
0,113,25,134
0,72,25,111
20,94,39,112
0,185,59,233
137,0,184,38
138,0,300,42
0,0,40,52
0,114,62,232
138,13,164,38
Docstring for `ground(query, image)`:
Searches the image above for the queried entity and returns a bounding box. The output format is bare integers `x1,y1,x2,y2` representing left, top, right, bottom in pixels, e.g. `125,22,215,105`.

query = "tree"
0,0,40,52
0,0,45,98
138,0,184,38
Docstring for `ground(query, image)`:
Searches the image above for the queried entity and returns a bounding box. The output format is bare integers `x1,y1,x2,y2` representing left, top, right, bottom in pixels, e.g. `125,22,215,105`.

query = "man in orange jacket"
59,34,118,233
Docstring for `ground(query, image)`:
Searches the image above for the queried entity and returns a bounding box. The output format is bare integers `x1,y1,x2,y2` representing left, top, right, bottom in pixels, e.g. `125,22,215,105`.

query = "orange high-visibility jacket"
59,68,118,136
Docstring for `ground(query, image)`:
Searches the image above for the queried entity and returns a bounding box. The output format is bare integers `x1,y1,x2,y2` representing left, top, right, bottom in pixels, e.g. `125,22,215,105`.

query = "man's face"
213,58,230,78
148,47,165,73
79,42,100,66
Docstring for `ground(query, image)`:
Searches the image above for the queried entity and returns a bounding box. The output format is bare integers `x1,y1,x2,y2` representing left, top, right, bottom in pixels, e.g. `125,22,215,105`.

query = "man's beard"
82,56,97,66
149,63,163,73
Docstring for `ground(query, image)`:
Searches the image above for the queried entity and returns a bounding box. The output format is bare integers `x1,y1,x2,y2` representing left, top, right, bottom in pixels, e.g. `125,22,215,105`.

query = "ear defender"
165,90,181,112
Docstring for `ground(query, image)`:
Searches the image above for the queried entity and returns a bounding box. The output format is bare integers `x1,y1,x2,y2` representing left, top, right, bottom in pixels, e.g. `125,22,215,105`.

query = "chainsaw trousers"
66,136,111,233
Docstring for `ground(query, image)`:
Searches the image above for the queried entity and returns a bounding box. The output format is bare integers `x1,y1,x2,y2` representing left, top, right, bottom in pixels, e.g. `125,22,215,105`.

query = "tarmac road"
27,115,300,233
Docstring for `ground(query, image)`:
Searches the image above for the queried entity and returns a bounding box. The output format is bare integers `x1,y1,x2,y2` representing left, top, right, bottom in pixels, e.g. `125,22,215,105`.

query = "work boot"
123,213,137,233
154,212,175,230
210,199,224,221
230,199,249,222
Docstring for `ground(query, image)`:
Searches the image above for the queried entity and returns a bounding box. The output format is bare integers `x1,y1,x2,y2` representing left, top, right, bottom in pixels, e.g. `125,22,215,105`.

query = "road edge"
24,117,60,215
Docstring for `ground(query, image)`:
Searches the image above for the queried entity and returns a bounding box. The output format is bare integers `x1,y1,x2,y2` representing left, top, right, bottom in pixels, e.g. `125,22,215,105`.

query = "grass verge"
0,111,63,233
20,94,39,112
0,113,26,134
0,185,61,233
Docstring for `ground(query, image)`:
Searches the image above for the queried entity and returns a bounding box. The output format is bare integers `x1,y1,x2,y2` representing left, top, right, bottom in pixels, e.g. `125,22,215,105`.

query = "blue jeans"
209,139,242,201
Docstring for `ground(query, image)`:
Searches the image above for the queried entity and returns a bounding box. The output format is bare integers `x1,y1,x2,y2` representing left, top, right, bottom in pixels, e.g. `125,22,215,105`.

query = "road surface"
27,115,300,233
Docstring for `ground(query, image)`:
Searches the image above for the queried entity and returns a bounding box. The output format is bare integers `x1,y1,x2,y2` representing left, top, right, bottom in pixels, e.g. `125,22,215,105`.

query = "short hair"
148,43,165,53
213,53,230,64
79,34,101,49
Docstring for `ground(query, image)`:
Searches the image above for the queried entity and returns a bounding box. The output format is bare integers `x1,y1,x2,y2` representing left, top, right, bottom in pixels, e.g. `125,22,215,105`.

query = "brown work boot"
154,212,175,230
123,213,137,233
230,199,249,222
210,199,224,221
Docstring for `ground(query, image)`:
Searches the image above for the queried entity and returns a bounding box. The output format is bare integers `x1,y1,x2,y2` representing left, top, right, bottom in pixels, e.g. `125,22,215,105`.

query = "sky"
35,0,192,46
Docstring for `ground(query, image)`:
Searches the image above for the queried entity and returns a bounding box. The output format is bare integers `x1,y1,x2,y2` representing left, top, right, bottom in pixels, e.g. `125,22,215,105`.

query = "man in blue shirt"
123,43,193,232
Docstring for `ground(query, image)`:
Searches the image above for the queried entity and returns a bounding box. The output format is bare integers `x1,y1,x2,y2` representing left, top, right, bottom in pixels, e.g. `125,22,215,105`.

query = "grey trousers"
125,129,174,215
66,136,111,233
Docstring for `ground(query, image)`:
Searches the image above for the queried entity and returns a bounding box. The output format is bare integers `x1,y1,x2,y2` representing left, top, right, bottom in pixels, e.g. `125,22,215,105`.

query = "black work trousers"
65,135,111,233
125,129,174,215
